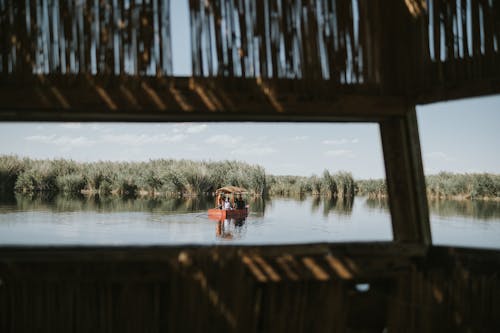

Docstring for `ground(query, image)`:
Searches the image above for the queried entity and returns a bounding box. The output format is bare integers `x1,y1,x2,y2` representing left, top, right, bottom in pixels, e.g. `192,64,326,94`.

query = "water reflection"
363,196,500,221
322,196,354,216
1,194,268,215
0,194,498,247
364,197,389,211
310,196,355,216
215,218,247,240
0,194,497,222
428,199,500,221
3,194,213,213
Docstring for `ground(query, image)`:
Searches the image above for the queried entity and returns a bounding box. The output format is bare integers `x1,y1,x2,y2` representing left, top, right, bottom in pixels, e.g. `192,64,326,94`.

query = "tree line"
0,156,356,199
0,156,266,197
266,170,355,198
1,156,498,200
357,172,499,200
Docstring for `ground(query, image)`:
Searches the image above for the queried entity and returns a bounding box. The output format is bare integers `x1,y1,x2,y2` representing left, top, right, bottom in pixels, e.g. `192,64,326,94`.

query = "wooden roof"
216,186,248,194
0,0,498,122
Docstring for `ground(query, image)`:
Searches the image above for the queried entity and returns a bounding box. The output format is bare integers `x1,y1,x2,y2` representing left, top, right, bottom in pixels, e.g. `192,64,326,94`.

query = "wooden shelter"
0,0,499,331
215,186,248,195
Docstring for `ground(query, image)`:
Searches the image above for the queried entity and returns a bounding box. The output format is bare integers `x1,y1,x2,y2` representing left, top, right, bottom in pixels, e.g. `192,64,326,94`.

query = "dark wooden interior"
1,0,499,331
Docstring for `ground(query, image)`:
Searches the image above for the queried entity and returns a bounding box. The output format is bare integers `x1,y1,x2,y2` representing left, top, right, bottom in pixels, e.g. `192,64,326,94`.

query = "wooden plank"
1,244,498,332
380,107,431,245
414,72,500,104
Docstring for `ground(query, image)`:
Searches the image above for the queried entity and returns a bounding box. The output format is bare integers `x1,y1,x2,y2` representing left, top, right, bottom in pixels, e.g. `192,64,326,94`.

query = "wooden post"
380,107,431,245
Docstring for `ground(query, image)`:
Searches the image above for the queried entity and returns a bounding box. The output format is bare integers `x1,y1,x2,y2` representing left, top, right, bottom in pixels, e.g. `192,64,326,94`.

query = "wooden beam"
0,76,408,122
413,77,500,105
380,107,431,245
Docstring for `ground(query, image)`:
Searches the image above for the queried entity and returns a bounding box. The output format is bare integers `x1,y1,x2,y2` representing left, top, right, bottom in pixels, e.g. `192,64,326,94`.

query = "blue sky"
0,103,499,180
417,96,500,175
0,1,499,179
0,122,385,178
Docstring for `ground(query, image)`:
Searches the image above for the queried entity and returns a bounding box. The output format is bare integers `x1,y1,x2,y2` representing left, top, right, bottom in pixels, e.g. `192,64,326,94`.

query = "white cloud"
59,123,82,129
88,124,113,133
25,135,95,147
101,133,186,146
322,138,359,145
172,123,208,134
324,149,355,158
186,124,208,134
231,146,276,156
426,151,454,161
206,134,242,146
289,135,309,141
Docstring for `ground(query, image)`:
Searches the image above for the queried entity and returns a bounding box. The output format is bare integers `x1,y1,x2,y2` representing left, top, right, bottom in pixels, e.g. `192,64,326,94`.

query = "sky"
0,1,499,179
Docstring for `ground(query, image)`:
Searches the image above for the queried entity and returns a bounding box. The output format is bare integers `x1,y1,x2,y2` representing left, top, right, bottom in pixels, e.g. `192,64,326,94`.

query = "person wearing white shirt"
223,198,232,210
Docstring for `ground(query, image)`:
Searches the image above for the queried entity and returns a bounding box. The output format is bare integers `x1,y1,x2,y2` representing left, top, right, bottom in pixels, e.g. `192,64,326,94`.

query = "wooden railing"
0,244,499,332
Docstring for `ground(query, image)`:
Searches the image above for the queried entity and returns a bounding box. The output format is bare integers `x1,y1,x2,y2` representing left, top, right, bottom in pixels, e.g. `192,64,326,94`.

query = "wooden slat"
0,244,499,332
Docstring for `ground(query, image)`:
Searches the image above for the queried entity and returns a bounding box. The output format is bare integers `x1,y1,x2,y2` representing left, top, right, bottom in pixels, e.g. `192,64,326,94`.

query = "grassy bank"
266,171,355,198
0,156,355,199
2,156,497,201
357,172,500,200
0,155,266,197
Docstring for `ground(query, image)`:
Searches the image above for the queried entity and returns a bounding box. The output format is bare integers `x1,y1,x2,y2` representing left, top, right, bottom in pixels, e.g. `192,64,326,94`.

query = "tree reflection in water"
427,199,500,221
2,194,498,222
364,196,500,221
315,196,355,217
364,197,389,212
8,193,215,213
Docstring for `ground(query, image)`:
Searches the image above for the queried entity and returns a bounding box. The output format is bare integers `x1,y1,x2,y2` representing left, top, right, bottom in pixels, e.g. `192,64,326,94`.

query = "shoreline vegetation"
357,173,500,201
0,156,498,201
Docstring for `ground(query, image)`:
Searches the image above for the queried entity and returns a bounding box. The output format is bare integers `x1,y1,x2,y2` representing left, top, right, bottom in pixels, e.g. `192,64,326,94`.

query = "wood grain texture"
0,244,498,332
380,107,431,245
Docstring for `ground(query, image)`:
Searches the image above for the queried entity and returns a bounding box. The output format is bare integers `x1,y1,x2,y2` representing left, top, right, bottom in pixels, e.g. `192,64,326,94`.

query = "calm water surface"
0,195,498,248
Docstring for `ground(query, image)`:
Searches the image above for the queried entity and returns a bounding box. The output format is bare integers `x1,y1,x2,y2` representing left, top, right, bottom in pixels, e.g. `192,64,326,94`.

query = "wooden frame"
0,78,432,248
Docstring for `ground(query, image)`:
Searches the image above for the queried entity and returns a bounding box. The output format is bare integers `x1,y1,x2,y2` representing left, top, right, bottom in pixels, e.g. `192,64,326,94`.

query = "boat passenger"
216,193,224,209
235,196,245,209
223,197,232,210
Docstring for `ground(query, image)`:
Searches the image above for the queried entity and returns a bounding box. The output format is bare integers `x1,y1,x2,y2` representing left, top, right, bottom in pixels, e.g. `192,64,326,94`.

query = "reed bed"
2,156,498,201
0,155,354,199
358,172,500,200
0,155,266,197
266,170,355,198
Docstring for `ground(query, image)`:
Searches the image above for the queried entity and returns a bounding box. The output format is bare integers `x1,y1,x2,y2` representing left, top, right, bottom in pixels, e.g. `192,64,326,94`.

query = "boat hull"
208,208,248,220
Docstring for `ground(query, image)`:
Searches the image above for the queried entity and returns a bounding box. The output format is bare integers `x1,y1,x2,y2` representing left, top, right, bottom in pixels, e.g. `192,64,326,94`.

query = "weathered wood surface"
1,0,499,112
0,244,498,332
0,0,172,76
188,0,500,101
421,0,500,102
0,75,408,122
189,0,376,84
380,107,431,245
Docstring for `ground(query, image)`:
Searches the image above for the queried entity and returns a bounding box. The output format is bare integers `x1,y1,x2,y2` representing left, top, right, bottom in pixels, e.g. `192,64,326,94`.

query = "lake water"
0,195,499,249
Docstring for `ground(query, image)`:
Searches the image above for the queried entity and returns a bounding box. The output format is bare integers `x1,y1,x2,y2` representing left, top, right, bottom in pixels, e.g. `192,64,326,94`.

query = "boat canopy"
215,186,248,194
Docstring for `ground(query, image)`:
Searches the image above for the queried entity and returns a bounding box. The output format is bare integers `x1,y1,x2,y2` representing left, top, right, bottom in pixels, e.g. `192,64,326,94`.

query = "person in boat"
216,193,224,209
235,195,246,209
223,197,232,210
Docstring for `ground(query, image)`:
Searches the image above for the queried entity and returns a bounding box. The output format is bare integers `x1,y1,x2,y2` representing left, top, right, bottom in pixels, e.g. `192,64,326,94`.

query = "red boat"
208,186,249,221
208,207,249,220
